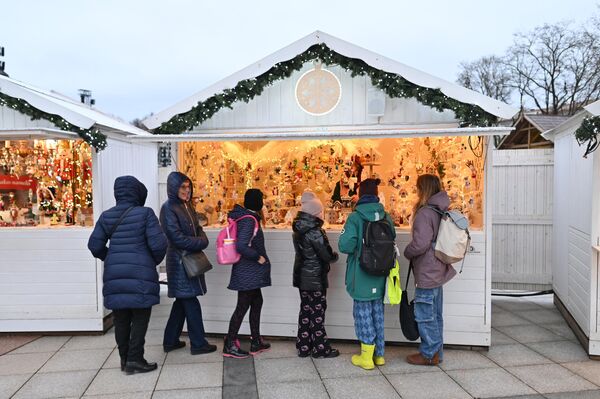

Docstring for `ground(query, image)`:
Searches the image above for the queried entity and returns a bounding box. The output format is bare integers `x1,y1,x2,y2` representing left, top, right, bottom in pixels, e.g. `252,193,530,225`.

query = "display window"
179,136,484,230
0,139,93,227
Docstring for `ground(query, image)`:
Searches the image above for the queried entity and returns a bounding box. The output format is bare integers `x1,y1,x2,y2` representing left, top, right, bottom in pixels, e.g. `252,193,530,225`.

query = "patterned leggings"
353,299,385,356
296,290,332,356
227,288,263,340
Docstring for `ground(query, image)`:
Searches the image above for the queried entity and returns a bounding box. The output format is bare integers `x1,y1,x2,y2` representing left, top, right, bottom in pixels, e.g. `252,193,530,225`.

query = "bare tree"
506,22,600,115
457,56,513,102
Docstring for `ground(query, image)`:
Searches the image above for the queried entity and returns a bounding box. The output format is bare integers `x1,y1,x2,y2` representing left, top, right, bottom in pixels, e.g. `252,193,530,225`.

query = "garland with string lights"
154,43,498,134
575,115,600,158
0,92,107,151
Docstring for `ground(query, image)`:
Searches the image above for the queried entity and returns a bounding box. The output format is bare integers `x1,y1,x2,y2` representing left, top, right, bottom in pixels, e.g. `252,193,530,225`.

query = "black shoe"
297,351,310,358
250,336,271,355
120,358,126,371
190,343,217,355
312,348,340,359
223,337,249,359
163,340,186,353
124,359,157,375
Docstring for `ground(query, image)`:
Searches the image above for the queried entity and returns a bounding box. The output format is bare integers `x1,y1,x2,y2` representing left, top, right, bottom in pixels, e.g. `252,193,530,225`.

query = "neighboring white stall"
142,31,517,348
543,100,600,356
0,74,158,332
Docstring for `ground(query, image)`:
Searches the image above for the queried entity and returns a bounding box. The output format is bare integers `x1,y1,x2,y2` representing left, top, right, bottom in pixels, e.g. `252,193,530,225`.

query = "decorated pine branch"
575,115,600,158
0,92,107,151
154,44,498,135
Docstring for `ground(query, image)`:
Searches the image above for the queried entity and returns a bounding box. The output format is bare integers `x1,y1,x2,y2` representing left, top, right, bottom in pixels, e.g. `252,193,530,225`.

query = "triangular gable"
144,31,518,133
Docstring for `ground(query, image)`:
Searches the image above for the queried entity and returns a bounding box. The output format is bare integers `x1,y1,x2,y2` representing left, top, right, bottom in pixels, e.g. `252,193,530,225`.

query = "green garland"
0,92,107,151
155,43,497,135
575,115,600,158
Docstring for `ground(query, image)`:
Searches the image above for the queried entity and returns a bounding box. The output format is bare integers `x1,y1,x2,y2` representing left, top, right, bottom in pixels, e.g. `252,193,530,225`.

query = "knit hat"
244,189,264,212
359,178,380,198
301,190,324,217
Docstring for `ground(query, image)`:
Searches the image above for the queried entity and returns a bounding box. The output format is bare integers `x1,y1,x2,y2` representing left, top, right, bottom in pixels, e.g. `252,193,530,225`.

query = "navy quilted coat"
87,176,167,310
160,172,209,298
227,205,271,291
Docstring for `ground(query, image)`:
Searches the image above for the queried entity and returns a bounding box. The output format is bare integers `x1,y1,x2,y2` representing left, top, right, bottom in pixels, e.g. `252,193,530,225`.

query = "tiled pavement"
3,294,600,398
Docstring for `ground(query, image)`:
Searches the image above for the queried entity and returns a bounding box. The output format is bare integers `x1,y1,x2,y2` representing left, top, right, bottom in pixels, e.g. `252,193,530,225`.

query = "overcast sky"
0,0,596,122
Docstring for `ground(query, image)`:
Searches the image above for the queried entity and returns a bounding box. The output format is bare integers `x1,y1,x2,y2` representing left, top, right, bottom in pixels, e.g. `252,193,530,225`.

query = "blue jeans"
163,297,209,350
353,299,385,356
414,286,444,360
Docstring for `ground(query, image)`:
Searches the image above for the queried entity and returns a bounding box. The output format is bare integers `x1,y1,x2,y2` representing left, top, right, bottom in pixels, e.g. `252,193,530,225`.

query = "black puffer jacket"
292,211,339,291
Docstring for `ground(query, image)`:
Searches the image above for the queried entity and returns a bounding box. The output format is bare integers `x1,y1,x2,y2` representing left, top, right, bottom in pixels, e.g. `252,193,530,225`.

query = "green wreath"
575,115,600,158
0,92,107,151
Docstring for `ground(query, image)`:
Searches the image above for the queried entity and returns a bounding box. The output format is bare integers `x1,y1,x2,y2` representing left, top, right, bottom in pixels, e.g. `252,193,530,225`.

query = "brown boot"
406,351,439,366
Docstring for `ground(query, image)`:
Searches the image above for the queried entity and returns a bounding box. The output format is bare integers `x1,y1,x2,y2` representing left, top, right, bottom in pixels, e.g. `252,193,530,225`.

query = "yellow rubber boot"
373,356,385,366
351,343,375,370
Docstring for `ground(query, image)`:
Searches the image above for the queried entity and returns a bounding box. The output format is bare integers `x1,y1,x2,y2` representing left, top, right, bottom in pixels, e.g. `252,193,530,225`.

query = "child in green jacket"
339,178,395,370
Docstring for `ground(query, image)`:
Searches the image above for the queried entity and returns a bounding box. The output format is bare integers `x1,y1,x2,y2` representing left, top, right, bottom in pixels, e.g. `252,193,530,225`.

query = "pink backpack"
216,215,259,265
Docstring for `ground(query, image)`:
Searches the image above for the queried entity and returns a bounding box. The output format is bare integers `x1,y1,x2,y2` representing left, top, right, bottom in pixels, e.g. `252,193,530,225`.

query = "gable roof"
143,30,518,130
525,114,571,132
0,74,149,136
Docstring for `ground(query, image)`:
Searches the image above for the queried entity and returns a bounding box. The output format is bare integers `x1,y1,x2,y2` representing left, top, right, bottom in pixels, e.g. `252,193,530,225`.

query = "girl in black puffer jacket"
292,191,339,358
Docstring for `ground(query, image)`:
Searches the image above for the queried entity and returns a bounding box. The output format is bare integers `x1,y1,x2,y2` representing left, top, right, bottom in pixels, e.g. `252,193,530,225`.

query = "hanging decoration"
153,44,498,135
0,92,107,151
575,115,600,158
179,137,484,230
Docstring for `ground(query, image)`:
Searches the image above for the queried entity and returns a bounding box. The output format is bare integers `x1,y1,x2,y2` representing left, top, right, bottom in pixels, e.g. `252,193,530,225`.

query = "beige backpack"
427,206,471,271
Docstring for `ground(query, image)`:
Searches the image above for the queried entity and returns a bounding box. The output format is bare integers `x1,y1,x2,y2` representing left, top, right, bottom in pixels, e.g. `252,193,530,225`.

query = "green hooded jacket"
338,202,396,301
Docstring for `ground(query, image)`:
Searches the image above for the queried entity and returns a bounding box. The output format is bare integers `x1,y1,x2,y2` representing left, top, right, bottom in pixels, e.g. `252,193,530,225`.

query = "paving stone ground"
3,293,600,398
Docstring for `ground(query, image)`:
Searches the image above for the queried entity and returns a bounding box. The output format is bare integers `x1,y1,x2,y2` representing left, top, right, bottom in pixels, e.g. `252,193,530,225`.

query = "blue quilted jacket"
160,172,209,298
88,176,167,309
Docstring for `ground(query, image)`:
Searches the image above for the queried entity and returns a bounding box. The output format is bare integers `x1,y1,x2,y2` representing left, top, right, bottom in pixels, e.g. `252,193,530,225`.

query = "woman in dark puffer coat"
160,172,216,356
223,189,272,358
88,175,167,375
292,191,339,358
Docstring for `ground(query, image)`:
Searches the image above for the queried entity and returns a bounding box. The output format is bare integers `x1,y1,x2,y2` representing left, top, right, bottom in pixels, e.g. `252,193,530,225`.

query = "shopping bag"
384,259,402,305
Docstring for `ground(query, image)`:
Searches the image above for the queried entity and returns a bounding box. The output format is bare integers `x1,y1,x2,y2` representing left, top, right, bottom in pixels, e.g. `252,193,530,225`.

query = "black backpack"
359,219,396,276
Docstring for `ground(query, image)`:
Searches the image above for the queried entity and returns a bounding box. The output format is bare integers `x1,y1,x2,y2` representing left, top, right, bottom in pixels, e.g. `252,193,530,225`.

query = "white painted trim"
0,128,79,140
143,31,518,129
0,319,104,332
130,126,513,143
191,122,461,134
485,137,493,328
585,99,600,116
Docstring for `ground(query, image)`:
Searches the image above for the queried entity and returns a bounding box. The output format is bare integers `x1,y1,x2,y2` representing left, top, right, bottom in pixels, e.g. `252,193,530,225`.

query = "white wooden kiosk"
142,31,517,348
543,99,600,356
0,75,158,332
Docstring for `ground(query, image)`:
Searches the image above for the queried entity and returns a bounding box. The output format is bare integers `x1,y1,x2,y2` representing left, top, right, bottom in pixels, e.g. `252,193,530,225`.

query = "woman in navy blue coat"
88,175,167,375
160,172,217,355
223,189,272,358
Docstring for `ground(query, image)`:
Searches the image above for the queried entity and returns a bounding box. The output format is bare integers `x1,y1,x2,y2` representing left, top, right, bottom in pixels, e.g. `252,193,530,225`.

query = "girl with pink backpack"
222,189,272,358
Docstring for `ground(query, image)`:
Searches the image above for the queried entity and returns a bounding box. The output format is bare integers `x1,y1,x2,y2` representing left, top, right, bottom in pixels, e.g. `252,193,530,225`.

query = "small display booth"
544,99,600,357
142,31,517,347
0,74,158,332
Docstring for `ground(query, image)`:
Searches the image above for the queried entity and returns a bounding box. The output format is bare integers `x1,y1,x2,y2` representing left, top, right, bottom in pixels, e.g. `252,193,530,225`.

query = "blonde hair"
412,174,442,217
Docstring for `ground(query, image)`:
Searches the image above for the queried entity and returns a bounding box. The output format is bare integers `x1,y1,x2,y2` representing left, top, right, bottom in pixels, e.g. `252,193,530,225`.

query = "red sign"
0,175,37,191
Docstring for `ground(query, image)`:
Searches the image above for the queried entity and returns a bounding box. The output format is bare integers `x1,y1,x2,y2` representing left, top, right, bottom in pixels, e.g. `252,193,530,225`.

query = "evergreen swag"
575,115,600,158
0,92,107,151
154,43,498,134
